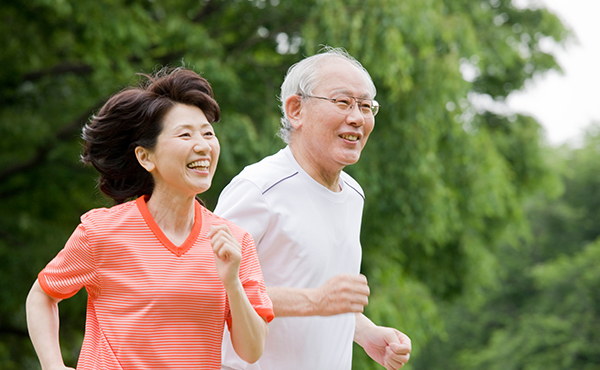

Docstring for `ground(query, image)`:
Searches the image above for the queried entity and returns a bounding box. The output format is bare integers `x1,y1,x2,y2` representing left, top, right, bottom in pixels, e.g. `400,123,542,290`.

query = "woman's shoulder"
80,198,140,225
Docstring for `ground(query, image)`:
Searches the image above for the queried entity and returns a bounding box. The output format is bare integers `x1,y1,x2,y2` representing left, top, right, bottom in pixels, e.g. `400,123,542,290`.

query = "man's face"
296,59,375,174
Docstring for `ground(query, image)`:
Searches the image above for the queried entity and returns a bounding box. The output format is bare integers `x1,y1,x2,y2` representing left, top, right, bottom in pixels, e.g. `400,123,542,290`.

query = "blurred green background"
2,0,599,369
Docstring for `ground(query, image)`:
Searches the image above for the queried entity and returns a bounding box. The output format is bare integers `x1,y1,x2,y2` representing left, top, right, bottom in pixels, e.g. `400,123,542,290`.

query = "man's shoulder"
234,148,299,193
341,171,365,200
202,207,250,240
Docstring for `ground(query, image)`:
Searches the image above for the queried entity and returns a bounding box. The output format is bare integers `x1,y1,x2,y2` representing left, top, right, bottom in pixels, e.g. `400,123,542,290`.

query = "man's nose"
346,102,365,126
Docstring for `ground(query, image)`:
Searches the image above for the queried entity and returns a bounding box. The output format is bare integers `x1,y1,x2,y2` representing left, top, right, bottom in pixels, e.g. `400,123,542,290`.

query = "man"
217,47,411,370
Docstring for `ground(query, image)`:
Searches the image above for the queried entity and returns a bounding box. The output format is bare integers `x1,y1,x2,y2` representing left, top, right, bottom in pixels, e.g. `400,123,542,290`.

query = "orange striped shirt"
38,196,273,370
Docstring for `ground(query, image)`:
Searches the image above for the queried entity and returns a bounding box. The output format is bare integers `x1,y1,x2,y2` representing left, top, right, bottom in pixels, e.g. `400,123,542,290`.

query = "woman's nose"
193,136,211,152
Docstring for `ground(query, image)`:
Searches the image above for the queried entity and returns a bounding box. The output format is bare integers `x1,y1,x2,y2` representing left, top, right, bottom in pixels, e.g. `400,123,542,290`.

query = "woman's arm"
25,280,74,370
225,280,269,363
209,225,268,363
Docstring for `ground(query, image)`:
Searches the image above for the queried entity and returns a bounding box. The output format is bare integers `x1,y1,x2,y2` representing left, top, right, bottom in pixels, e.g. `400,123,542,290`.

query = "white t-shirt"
215,146,364,370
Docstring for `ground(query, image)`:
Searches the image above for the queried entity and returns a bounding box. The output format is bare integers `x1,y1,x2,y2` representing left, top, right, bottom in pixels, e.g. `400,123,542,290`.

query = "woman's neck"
145,189,196,246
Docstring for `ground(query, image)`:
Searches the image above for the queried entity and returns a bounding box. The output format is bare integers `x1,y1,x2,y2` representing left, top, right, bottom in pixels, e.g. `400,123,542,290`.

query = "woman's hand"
208,224,242,289
208,224,268,363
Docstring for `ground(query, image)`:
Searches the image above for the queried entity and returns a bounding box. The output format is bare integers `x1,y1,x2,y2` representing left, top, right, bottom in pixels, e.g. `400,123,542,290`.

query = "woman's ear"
135,146,155,173
285,94,303,129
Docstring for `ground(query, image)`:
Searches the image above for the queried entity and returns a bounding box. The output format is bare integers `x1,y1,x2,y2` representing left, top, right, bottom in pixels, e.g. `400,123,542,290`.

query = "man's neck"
288,144,343,192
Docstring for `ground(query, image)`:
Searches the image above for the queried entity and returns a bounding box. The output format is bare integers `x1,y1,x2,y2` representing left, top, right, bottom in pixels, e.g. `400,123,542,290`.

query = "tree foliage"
0,0,568,368
413,126,600,370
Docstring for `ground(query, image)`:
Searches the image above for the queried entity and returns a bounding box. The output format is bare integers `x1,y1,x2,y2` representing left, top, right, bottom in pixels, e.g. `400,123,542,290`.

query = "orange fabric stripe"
38,198,273,369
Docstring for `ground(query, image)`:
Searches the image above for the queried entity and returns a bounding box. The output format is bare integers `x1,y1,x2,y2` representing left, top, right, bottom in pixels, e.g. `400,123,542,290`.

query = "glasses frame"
300,94,380,117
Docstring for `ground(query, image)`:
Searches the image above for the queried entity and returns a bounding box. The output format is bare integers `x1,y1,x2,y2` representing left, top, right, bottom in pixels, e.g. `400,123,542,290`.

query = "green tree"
460,238,600,370
0,0,567,368
413,125,600,370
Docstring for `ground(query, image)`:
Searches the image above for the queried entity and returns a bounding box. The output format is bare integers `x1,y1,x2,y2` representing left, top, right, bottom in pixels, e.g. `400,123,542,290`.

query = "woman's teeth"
187,160,210,170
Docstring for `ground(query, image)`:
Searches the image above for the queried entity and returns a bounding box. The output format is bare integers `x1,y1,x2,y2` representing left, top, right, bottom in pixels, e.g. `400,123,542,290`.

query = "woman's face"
138,103,220,198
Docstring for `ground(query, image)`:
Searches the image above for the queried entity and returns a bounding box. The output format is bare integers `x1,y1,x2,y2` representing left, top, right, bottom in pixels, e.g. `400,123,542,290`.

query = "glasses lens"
357,99,373,115
371,101,379,116
334,97,353,111
306,94,379,117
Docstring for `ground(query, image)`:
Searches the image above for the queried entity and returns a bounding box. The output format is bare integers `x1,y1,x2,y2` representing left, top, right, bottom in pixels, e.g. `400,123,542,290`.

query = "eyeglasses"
301,94,380,117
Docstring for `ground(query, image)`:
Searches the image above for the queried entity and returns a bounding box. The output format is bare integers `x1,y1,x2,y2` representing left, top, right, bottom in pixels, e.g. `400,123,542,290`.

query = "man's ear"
135,146,155,173
285,94,303,129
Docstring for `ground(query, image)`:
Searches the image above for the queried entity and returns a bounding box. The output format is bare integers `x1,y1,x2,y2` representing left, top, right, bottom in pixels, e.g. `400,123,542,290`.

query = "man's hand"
312,274,370,316
355,315,412,370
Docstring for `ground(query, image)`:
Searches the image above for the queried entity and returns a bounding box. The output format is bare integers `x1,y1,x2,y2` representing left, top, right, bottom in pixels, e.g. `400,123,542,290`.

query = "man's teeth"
187,160,210,169
340,134,359,141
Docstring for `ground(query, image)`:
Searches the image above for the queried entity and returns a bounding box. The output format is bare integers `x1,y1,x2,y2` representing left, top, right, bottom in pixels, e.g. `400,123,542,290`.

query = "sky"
506,0,600,146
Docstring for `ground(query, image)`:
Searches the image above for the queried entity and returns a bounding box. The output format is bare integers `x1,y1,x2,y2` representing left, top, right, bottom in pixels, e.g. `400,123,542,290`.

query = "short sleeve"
225,232,274,329
38,223,100,300
214,178,271,247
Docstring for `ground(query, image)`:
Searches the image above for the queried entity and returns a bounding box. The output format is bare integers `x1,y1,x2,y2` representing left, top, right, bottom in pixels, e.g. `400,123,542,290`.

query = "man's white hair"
277,47,376,144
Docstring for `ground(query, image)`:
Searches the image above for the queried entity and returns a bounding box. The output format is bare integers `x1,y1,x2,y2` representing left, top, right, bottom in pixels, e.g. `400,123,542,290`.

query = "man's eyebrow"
330,88,372,99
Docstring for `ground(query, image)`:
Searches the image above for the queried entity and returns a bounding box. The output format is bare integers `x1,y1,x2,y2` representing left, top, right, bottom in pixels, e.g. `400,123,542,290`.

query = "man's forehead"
314,77,373,98
327,87,371,99
315,58,373,96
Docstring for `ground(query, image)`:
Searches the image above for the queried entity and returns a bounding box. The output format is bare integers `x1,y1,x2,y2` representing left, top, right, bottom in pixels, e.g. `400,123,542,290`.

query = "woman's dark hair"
81,67,220,204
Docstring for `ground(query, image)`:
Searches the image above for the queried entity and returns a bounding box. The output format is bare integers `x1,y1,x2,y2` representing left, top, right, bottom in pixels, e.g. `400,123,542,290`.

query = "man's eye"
360,102,373,112
335,97,352,107
179,133,191,138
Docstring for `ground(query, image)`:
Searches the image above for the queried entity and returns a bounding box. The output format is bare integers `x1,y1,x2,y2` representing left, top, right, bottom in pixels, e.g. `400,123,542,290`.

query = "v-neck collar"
136,195,203,257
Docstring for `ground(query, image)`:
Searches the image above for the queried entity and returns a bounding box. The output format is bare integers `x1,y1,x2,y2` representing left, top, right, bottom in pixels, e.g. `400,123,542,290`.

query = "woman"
25,68,273,370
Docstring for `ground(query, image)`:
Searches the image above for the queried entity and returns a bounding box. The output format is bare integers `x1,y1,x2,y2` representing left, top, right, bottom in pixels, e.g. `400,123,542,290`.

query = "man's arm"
354,313,412,370
267,274,370,317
